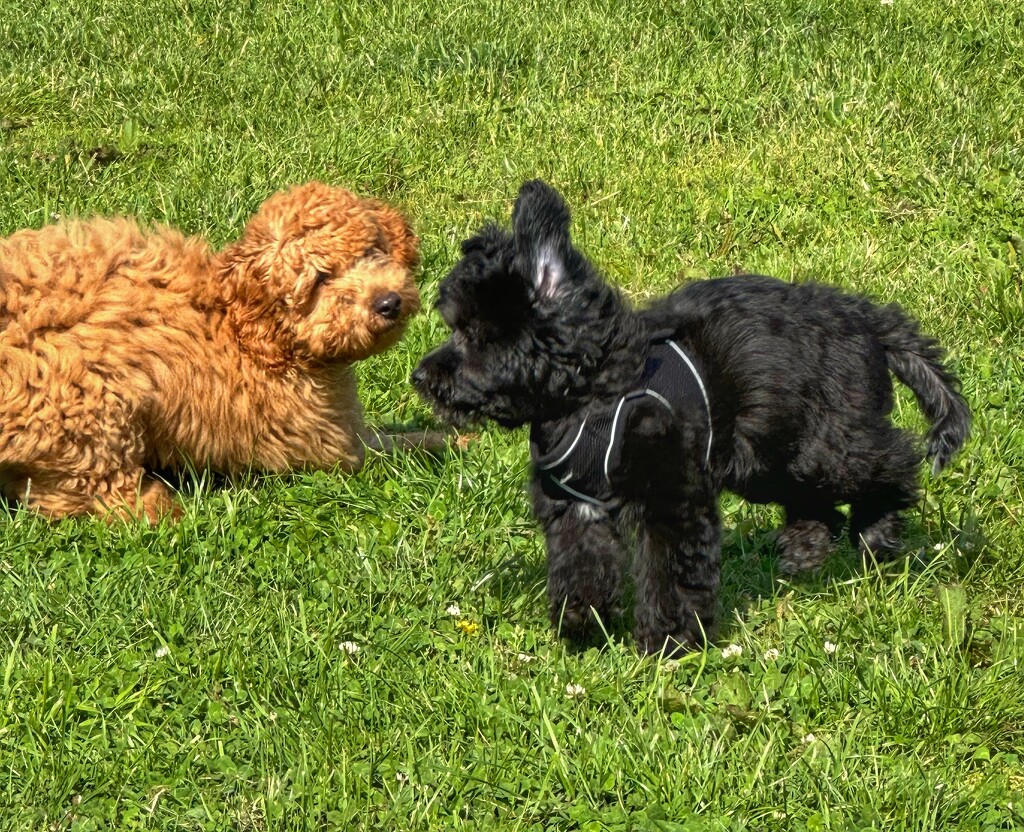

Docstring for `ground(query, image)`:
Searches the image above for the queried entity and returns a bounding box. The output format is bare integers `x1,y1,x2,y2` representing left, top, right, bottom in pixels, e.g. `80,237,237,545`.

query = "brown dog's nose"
373,292,402,321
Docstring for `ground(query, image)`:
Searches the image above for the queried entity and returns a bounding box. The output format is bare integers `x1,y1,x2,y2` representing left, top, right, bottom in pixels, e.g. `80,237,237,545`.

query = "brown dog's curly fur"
0,181,431,521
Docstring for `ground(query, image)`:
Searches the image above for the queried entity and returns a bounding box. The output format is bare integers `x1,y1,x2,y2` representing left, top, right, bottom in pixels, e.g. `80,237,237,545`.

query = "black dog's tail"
871,304,971,473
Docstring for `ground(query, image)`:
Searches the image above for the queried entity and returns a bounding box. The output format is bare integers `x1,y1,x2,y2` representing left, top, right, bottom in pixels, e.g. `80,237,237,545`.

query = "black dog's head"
412,180,635,428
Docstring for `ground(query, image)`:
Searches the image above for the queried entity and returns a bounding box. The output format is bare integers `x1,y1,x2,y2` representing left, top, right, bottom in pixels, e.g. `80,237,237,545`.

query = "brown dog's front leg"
362,427,459,457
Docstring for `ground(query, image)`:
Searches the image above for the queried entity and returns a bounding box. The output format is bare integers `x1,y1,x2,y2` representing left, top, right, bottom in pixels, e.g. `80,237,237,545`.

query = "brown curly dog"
0,181,440,521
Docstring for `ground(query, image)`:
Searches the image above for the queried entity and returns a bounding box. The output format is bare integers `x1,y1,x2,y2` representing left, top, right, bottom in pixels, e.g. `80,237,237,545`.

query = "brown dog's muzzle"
373,291,403,321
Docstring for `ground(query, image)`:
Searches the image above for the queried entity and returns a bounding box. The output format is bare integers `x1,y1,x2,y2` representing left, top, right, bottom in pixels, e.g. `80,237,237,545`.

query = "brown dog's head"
216,181,421,367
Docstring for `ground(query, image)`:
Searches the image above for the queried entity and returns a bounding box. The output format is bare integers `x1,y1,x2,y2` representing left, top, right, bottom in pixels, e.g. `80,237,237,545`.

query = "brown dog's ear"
204,184,319,369
215,249,296,370
255,181,360,241
367,201,420,271
246,182,418,271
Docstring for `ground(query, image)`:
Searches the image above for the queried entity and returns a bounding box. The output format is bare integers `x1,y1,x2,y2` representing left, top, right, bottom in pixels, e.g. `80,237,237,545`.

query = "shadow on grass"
465,505,991,656
714,506,990,646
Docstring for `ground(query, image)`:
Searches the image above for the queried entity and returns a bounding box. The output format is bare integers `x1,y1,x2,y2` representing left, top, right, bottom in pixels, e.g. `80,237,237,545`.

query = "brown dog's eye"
314,269,332,285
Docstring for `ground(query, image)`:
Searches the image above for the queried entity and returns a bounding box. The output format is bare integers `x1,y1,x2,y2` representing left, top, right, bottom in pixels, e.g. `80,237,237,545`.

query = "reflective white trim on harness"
601,389,677,484
602,346,712,483
554,473,609,507
603,396,630,483
538,416,588,471
665,340,713,466
641,388,675,414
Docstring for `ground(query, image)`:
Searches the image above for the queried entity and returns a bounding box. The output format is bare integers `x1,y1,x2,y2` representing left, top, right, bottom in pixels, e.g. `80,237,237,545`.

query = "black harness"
529,339,712,509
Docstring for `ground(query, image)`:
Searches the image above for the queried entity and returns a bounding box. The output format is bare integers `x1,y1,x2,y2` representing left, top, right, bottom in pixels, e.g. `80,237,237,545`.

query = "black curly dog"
413,180,970,656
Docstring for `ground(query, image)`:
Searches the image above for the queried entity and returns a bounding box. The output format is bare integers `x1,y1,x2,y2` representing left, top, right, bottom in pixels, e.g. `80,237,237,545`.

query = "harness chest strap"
531,339,713,507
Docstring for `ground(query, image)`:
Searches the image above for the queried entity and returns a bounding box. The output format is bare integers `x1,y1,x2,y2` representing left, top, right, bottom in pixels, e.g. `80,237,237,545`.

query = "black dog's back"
645,274,969,513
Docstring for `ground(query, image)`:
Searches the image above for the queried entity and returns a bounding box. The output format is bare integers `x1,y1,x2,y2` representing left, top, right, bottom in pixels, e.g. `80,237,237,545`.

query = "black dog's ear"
512,180,571,300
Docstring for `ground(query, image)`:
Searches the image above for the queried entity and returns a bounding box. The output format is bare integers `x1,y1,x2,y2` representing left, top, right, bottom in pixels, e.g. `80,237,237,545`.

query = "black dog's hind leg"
615,396,721,656
531,487,626,645
850,485,916,561
848,426,921,561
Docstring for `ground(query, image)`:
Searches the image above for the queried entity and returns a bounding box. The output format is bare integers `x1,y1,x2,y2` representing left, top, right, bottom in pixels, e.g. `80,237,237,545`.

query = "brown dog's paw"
363,426,475,457
407,428,479,455
99,478,182,524
453,431,480,452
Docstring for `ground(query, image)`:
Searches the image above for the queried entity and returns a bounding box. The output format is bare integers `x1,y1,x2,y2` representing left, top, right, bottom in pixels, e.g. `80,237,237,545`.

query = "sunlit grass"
1,0,1022,828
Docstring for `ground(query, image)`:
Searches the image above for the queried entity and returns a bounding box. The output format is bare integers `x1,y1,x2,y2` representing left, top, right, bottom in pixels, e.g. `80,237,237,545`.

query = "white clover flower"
933,543,943,551
802,733,816,744
445,604,461,617
721,643,743,659
155,646,170,659
395,771,409,784
763,648,780,662
565,683,587,699
824,641,838,655
516,652,536,664
339,641,360,655
880,0,893,5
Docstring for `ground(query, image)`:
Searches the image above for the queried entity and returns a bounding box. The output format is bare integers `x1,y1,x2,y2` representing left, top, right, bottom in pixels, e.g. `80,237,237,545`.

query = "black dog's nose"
373,292,402,320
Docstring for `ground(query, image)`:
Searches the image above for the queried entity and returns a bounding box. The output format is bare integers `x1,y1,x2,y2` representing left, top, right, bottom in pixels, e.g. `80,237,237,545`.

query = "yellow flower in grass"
456,619,480,635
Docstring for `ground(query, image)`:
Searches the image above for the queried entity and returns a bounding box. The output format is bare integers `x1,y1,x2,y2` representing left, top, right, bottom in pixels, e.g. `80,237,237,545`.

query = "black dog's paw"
553,606,605,648
777,519,837,575
548,560,624,647
634,625,707,659
855,512,904,560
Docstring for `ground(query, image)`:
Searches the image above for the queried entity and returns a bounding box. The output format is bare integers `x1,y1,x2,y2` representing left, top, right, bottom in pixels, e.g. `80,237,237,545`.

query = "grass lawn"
2,0,1023,828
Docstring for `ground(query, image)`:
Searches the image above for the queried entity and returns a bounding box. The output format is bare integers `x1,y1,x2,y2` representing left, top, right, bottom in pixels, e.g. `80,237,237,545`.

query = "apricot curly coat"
0,181,424,520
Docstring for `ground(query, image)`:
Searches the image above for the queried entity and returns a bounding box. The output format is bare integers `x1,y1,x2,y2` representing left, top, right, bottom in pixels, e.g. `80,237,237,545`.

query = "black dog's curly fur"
413,180,971,656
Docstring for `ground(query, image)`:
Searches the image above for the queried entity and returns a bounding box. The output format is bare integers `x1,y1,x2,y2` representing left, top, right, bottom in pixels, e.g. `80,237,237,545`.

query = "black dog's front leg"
530,483,625,645
615,397,722,656
628,493,721,656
